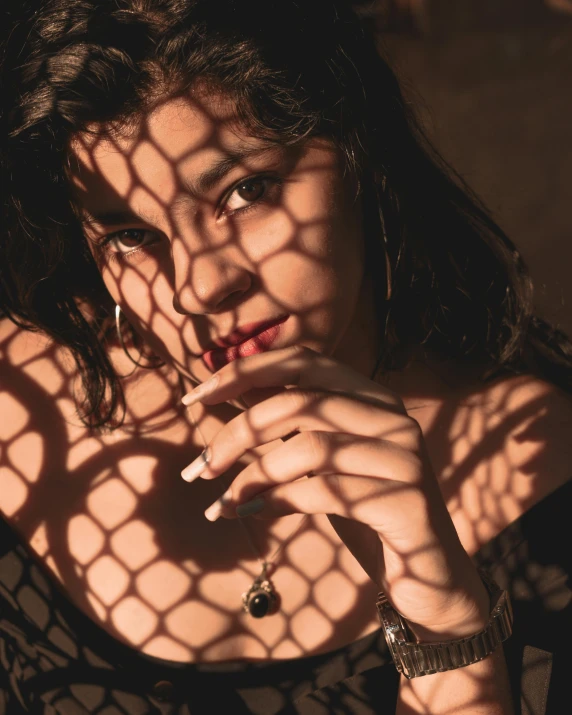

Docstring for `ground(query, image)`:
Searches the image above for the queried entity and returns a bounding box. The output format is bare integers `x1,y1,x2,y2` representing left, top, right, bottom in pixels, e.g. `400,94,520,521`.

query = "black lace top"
1,480,570,714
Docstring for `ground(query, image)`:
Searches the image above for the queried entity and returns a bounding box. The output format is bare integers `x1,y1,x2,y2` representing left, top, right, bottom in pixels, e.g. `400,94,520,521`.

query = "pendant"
241,563,279,618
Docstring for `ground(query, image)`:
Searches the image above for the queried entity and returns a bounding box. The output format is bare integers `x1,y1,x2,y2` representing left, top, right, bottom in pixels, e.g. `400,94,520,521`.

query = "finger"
182,345,404,412
181,390,419,483
213,431,421,512
227,473,430,554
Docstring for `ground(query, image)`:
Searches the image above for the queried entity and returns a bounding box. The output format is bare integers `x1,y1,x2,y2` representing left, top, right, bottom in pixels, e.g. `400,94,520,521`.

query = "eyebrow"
190,144,277,195
80,143,280,229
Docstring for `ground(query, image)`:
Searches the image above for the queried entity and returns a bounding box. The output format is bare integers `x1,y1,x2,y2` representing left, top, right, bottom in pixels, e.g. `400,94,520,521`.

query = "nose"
172,248,253,315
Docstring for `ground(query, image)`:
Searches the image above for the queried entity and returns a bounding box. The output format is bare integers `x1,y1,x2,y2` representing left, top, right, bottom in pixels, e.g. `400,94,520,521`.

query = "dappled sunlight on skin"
430,375,568,555
0,392,30,443
2,313,569,683
86,555,130,606
1,87,571,715
67,515,105,566
117,455,158,493
110,520,160,571
0,466,29,518
7,433,44,484
112,596,159,646
136,560,192,611
87,478,138,530
314,570,358,620
291,606,335,651
1,325,385,664
70,90,365,389
286,531,335,581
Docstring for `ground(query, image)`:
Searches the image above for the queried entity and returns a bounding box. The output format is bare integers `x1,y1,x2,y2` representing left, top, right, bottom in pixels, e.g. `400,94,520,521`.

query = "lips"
202,316,288,371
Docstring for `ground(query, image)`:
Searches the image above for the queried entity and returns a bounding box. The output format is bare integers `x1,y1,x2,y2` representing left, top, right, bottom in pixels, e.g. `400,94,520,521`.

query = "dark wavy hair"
2,0,572,428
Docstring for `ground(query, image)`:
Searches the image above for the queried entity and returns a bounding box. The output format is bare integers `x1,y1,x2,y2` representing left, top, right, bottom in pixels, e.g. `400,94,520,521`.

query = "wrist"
377,569,513,679
408,579,490,642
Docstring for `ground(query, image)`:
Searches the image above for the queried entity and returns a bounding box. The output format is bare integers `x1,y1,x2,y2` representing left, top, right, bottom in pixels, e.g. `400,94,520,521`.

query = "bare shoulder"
0,316,47,360
0,317,78,428
0,319,77,515
0,316,75,387
439,372,572,553
482,372,572,494
0,317,176,423
0,317,189,521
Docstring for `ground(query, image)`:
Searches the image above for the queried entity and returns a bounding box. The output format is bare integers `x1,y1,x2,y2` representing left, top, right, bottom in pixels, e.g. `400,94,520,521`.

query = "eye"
223,178,269,213
105,229,157,254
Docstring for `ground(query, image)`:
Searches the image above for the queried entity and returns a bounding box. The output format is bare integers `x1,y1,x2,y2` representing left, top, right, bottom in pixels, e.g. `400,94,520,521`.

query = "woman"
1,1,570,713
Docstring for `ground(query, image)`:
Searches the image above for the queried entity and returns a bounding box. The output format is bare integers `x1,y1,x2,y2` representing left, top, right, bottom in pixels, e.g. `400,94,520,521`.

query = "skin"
65,86,520,715
71,90,489,631
68,87,503,684
71,92,376,385
3,86,572,712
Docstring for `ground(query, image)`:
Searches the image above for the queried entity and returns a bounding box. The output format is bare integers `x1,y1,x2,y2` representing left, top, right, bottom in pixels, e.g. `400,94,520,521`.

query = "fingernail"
181,448,210,483
236,497,265,518
182,376,219,406
204,488,233,522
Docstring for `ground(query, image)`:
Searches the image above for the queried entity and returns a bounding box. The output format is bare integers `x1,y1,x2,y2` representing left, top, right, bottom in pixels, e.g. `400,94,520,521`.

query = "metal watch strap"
376,573,513,679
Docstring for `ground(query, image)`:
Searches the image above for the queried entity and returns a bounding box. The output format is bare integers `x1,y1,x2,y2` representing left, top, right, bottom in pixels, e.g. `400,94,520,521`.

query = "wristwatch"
376,570,513,679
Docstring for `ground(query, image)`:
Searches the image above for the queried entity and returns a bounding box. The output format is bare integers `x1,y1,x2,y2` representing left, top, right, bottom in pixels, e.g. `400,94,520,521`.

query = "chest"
0,372,563,662
0,386,381,662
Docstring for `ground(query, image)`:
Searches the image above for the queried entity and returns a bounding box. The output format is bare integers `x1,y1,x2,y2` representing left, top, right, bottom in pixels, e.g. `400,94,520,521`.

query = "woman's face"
70,90,377,384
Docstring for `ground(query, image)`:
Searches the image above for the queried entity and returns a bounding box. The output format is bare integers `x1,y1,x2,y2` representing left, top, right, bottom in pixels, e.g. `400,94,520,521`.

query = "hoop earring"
378,209,393,302
115,305,165,370
376,174,393,302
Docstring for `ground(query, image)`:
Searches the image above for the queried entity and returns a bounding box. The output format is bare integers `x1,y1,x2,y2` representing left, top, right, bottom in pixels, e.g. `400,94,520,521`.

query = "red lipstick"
202,316,288,371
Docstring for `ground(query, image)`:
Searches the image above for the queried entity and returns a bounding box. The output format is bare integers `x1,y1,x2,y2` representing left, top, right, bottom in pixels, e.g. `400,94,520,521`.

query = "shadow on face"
69,88,371,386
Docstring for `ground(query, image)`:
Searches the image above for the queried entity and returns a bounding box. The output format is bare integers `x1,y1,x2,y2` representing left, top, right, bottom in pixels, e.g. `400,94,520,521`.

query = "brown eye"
116,230,145,247
107,229,156,254
224,178,268,212
236,180,265,202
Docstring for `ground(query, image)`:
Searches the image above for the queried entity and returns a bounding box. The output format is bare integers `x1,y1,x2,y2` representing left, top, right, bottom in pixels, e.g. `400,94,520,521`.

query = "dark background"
364,0,572,335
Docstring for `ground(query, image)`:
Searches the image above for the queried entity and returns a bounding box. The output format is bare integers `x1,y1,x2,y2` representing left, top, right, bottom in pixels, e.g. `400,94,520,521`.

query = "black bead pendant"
247,590,271,618
242,565,279,618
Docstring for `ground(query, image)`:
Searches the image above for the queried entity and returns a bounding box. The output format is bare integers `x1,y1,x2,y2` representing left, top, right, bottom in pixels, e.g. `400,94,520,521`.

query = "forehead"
73,89,249,157
69,91,271,204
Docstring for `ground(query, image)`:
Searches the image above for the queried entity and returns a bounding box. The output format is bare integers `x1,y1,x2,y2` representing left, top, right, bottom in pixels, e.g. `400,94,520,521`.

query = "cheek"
259,251,338,309
237,210,297,264
250,165,362,278
148,312,189,364
257,216,363,317
289,164,363,273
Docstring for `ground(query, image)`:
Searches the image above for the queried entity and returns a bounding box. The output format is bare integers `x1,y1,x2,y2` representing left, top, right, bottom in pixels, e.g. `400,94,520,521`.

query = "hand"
181,345,489,638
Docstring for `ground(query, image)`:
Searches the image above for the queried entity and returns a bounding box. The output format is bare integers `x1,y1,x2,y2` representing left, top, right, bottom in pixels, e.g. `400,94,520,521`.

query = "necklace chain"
238,509,308,575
